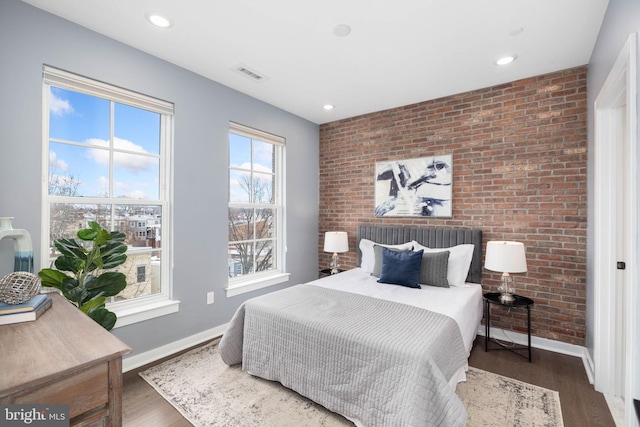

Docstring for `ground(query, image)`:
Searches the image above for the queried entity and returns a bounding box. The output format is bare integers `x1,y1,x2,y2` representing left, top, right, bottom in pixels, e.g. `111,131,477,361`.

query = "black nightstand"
319,268,345,278
483,292,534,362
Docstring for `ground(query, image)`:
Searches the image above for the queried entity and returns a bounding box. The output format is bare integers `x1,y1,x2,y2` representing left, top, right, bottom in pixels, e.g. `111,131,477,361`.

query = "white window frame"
227,122,288,297
41,66,178,326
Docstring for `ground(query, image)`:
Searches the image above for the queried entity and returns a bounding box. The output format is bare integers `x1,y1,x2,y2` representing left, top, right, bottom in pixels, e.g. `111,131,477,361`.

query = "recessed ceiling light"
146,12,173,28
333,24,351,37
495,55,517,66
323,104,335,111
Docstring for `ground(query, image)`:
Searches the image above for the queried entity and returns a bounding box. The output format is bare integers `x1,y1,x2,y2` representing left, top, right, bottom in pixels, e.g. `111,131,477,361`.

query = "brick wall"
318,66,587,346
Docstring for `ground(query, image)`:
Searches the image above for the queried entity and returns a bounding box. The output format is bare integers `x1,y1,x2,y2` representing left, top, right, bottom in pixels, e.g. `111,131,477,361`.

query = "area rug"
139,340,564,427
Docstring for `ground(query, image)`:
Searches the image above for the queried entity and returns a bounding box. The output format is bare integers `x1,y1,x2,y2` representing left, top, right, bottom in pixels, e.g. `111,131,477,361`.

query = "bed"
219,225,483,426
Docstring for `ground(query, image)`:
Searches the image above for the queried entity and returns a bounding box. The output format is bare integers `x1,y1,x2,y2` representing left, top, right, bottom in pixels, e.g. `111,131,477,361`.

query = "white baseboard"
603,394,625,427
122,323,228,373
477,325,595,383
582,347,595,385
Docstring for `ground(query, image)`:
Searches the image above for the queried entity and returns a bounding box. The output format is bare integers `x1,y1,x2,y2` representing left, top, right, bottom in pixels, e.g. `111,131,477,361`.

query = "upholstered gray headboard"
356,225,483,284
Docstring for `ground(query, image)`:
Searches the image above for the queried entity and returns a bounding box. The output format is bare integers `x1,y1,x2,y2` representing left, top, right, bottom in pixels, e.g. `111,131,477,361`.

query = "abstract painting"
375,154,452,217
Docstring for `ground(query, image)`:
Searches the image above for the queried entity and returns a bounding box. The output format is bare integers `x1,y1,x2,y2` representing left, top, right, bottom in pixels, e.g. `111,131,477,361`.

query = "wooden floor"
122,336,616,426
123,344,203,427
468,336,615,427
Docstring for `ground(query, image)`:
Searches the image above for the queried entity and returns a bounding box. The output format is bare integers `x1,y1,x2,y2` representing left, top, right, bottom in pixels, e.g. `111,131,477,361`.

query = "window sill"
110,298,180,328
226,272,290,297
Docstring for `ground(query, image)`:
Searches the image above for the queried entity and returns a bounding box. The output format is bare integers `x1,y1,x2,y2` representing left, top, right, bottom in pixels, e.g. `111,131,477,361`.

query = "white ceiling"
21,0,609,124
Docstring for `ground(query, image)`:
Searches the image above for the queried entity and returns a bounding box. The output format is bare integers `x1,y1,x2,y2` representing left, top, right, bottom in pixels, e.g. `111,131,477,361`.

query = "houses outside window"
42,66,176,325
137,265,146,283
227,122,288,296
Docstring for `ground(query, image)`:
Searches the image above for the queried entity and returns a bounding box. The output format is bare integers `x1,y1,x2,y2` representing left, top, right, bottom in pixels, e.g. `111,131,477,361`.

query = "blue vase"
0,217,34,273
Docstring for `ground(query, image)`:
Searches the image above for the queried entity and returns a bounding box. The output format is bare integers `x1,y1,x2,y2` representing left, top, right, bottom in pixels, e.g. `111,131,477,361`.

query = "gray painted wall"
586,0,640,357
0,0,319,356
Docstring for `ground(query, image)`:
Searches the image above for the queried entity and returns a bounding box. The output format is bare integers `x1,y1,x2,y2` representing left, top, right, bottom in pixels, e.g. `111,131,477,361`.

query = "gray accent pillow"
372,245,411,278
418,250,450,288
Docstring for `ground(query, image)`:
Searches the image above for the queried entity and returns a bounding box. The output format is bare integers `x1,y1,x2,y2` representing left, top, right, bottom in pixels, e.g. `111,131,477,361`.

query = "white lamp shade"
324,231,349,253
484,241,527,273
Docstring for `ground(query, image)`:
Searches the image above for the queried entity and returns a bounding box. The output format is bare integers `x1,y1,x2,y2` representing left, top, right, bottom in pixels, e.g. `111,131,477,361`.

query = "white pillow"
359,239,414,273
411,241,474,287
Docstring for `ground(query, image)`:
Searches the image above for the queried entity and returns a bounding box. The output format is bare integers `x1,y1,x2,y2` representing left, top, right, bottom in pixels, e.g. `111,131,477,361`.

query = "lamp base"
498,273,515,303
499,293,515,303
329,252,340,275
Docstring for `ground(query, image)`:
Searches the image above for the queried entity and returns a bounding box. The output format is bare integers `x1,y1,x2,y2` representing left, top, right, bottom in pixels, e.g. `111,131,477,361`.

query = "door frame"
593,32,639,426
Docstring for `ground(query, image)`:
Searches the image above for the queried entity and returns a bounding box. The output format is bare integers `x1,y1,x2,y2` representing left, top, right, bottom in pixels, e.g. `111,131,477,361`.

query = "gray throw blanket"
219,284,467,427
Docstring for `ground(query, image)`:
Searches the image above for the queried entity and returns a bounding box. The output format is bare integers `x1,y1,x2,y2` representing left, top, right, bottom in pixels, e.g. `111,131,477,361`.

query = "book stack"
0,294,52,325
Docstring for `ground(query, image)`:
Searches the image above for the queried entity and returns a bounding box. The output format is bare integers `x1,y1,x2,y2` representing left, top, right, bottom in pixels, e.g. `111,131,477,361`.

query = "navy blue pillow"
377,247,423,288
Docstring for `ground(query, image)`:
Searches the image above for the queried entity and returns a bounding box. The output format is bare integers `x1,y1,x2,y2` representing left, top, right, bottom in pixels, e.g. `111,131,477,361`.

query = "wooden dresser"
0,293,131,426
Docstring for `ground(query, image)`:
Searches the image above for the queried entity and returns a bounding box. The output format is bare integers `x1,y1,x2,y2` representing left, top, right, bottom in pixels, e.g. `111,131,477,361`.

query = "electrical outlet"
207,292,214,305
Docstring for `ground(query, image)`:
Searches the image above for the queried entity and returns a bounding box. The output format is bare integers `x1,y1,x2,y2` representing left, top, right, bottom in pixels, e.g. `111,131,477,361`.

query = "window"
42,66,177,325
227,122,288,296
137,265,146,283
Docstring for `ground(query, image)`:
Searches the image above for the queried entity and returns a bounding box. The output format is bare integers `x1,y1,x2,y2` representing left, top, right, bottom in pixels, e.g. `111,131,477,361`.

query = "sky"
229,133,275,204
50,85,277,204
48,86,161,199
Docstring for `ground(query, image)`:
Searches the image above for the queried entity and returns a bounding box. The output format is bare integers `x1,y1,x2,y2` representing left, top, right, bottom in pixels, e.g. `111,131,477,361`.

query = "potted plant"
38,221,128,330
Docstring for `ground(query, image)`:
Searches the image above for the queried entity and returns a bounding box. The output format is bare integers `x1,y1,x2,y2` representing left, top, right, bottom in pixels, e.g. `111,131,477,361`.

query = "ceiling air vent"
232,64,269,82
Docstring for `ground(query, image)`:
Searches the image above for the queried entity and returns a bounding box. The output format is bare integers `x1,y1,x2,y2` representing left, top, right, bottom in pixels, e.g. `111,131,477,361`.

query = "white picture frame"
374,154,453,218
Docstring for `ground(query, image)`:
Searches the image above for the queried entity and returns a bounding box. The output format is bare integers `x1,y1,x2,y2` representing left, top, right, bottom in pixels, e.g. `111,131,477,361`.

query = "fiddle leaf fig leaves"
38,222,128,331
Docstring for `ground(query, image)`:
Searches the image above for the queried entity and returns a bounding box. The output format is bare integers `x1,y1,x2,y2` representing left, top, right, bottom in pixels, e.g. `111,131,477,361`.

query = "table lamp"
484,241,527,302
323,231,349,274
